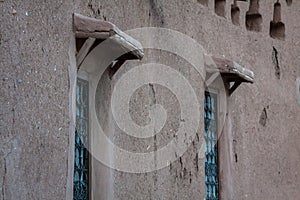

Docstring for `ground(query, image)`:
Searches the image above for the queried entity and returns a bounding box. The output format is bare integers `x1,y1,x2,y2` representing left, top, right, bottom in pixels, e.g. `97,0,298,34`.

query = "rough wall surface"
0,0,73,199
1,0,300,199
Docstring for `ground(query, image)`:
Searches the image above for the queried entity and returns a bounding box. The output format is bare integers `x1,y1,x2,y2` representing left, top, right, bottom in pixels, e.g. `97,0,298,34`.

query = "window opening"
73,78,89,200
204,91,219,200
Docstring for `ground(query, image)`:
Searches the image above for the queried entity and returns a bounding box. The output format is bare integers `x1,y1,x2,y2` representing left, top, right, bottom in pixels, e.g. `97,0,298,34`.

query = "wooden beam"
73,13,144,60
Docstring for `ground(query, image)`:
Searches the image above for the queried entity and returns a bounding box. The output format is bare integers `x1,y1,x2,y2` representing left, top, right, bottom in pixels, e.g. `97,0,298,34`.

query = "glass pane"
204,91,219,200
74,78,89,200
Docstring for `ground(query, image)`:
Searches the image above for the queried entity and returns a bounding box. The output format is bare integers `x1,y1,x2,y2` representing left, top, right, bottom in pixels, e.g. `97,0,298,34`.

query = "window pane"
204,92,219,200
74,78,89,200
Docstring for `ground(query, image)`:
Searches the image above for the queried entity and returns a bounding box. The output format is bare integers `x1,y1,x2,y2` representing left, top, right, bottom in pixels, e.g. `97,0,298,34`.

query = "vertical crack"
148,83,156,105
272,47,280,79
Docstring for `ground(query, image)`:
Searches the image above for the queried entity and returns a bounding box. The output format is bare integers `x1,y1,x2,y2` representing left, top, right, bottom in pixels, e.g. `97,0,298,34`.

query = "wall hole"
286,0,292,6
231,0,240,25
270,2,285,40
215,0,226,17
259,107,267,126
245,0,262,32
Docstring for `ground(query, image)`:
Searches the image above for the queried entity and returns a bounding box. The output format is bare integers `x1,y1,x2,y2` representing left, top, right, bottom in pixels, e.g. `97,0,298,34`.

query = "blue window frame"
204,91,219,200
74,78,89,200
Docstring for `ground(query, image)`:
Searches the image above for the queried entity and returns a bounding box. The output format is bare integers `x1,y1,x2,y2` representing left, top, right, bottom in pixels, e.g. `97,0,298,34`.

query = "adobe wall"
1,0,73,199
1,0,299,199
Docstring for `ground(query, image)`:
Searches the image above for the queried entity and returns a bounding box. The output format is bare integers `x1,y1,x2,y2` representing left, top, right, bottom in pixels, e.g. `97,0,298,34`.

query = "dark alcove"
245,0,262,32
231,0,240,25
215,0,226,17
270,1,285,40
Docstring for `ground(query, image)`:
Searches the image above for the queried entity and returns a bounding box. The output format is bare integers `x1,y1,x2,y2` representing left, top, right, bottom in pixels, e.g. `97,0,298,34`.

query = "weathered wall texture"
1,0,300,199
91,48,206,199
1,0,74,199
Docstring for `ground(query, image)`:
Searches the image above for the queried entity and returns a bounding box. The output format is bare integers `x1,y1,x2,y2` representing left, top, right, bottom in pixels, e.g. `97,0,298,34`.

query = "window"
204,91,219,200
73,78,90,200
70,13,144,199
203,55,254,199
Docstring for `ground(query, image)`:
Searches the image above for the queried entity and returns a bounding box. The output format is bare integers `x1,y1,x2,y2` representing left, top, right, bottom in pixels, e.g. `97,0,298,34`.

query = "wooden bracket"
228,81,242,96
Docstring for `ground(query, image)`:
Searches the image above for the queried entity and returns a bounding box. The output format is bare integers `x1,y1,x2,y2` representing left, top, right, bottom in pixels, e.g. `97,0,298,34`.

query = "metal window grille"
204,91,219,200
74,78,89,200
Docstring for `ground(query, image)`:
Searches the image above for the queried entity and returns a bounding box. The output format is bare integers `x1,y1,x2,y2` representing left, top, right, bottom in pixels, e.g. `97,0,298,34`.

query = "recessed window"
204,91,219,200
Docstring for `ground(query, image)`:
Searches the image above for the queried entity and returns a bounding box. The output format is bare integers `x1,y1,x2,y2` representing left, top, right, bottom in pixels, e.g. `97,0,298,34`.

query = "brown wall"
1,0,300,199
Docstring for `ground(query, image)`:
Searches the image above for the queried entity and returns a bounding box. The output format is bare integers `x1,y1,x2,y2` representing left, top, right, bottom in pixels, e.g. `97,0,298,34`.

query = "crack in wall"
148,83,156,105
272,47,281,79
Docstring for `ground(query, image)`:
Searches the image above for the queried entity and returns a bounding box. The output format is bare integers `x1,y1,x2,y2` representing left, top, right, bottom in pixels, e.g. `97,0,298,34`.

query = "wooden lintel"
74,13,144,60
205,54,254,84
